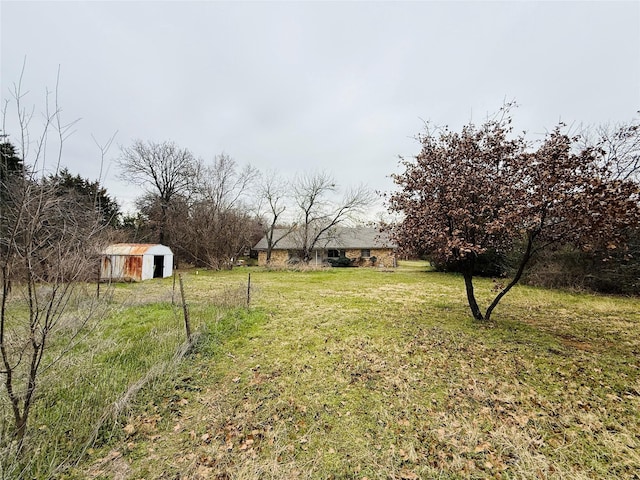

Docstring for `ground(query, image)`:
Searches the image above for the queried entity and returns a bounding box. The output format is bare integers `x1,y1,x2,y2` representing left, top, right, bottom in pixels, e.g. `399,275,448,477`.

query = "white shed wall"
141,255,155,281
141,253,173,280
163,254,173,278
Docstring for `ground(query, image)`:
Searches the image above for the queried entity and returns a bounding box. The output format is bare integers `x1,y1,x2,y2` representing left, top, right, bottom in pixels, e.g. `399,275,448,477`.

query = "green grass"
3,263,640,479
0,276,263,479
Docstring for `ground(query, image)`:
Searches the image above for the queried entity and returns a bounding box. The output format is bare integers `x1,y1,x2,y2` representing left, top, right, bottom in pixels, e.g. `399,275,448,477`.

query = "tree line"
3,134,375,271
115,140,374,269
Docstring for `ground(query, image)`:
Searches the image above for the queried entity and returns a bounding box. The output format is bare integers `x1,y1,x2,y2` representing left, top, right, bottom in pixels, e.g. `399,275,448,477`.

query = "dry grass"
73,263,640,479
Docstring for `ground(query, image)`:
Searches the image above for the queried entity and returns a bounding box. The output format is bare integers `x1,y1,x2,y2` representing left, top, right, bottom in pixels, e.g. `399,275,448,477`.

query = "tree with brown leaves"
387,110,640,321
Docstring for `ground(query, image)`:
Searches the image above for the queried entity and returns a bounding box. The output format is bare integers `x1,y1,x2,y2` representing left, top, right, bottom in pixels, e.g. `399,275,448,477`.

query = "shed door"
153,255,164,278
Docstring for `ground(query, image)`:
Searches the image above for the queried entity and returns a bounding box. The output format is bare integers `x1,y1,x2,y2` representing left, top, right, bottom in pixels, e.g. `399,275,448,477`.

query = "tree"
0,139,24,182
43,167,121,227
172,153,261,269
2,182,105,443
1,70,108,454
292,171,373,263
129,192,176,244
120,210,155,243
387,110,640,321
255,170,294,264
118,140,198,245
581,116,640,182
520,116,640,294
196,153,258,211
0,139,26,225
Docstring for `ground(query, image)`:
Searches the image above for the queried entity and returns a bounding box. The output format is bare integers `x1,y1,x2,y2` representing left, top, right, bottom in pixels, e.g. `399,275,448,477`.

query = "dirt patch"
558,335,595,351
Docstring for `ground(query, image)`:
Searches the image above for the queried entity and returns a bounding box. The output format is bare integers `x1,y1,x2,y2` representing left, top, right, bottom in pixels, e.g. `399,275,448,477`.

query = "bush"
430,250,507,277
521,241,640,295
327,256,355,268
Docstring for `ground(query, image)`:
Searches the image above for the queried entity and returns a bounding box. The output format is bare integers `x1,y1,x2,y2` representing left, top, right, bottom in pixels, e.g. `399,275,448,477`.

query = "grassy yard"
4,262,640,479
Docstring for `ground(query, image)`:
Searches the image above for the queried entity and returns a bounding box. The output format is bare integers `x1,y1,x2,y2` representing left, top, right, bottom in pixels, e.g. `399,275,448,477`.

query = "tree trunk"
463,270,484,320
14,414,28,453
266,236,273,263
159,203,166,245
484,232,536,321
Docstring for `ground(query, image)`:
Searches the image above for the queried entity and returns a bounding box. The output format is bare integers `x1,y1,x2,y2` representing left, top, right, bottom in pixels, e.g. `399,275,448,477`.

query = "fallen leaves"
76,268,640,480
399,469,419,479
474,442,491,453
123,423,136,436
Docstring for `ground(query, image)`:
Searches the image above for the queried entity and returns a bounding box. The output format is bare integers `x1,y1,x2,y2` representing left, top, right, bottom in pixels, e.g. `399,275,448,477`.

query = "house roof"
253,226,396,251
103,243,173,256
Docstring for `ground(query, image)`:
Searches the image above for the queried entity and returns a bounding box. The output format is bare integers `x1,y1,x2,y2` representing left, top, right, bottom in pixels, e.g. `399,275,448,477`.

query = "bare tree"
1,69,110,453
580,116,640,182
118,140,198,245
292,171,374,263
198,153,258,212
255,170,294,264
172,153,261,269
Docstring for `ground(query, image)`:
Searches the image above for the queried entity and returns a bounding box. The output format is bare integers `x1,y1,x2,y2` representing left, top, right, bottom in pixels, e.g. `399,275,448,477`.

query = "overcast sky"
2,1,639,216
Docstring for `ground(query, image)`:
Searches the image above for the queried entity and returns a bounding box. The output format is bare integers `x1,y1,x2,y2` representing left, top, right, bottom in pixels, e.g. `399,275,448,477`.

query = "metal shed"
100,243,173,282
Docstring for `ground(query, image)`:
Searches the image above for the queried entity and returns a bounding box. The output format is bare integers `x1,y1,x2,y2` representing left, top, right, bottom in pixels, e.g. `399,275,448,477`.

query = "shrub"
521,239,640,295
327,256,355,268
430,250,507,277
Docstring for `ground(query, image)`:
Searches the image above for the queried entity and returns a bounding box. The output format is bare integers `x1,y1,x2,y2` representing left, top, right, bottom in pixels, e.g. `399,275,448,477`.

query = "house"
100,243,173,282
252,226,397,267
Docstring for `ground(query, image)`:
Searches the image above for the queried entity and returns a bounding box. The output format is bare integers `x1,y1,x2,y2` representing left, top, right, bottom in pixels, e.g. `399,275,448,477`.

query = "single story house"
253,226,397,267
100,243,173,282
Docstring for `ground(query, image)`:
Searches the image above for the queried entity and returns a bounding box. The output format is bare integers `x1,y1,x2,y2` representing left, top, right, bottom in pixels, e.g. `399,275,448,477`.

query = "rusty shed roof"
102,243,173,256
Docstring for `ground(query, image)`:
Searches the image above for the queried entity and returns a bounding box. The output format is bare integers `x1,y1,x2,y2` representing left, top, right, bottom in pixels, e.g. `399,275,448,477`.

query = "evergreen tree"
1,139,25,201
44,168,121,228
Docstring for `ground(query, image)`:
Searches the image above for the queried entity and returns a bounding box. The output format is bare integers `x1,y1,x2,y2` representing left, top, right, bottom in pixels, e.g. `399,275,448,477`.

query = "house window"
327,249,344,258
361,249,371,258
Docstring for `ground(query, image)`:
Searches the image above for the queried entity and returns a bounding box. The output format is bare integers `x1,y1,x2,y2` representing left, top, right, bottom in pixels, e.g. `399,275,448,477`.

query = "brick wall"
257,249,290,266
345,249,396,267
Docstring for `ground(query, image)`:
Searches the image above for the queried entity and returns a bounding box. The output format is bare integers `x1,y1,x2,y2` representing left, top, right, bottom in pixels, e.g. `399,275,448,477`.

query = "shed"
100,243,173,282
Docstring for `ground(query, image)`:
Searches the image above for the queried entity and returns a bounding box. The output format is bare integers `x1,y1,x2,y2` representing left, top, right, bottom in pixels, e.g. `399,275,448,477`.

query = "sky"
2,1,639,217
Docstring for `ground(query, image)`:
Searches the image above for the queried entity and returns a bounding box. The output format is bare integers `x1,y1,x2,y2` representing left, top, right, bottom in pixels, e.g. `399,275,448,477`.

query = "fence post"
96,264,101,299
247,273,251,309
178,273,192,342
172,271,176,306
